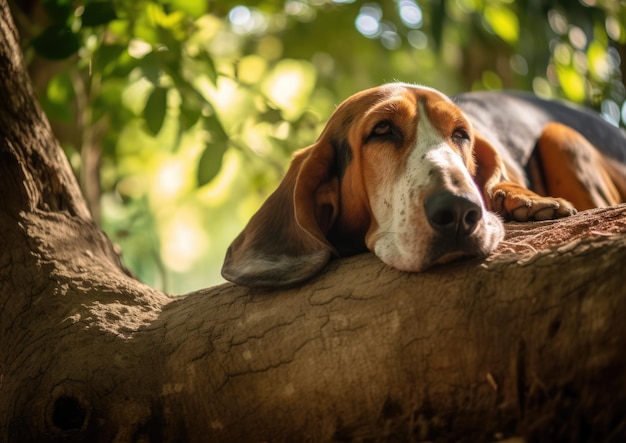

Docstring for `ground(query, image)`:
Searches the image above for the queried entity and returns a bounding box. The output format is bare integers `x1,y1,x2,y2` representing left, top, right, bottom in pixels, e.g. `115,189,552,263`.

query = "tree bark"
1,3,626,442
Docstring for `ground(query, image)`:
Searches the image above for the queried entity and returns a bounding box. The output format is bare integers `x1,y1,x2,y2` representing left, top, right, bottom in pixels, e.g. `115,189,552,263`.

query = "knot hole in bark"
52,395,87,431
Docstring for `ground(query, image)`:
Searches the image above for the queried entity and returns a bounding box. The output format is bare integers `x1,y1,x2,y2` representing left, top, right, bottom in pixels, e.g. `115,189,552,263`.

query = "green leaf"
197,51,218,85
197,115,228,186
32,24,81,60
484,4,519,45
167,0,206,19
197,145,226,188
93,44,135,77
178,88,203,130
556,65,586,103
40,72,74,122
81,2,117,27
139,52,161,85
155,27,183,69
204,113,228,146
143,87,168,135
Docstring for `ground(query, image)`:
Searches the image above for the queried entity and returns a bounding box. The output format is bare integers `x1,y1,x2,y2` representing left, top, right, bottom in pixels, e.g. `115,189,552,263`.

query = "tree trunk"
1,3,626,442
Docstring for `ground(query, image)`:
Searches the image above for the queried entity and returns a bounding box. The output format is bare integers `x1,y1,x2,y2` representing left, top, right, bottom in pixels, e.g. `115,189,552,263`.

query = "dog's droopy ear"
221,142,339,288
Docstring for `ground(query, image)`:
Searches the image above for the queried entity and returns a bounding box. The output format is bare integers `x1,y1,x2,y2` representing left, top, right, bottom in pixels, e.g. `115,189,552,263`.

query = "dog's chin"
380,236,499,273
372,213,504,273
433,250,471,265
378,249,475,274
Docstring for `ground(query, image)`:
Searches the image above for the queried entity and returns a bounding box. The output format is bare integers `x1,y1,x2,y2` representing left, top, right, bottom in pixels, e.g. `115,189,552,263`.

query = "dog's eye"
366,120,402,146
452,128,470,142
372,121,392,136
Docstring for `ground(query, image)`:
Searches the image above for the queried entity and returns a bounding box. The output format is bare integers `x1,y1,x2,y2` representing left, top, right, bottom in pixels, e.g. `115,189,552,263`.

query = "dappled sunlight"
160,209,210,273
153,159,187,200
228,5,269,35
237,55,268,85
484,4,519,45
27,0,626,293
355,4,381,37
205,77,239,109
195,76,254,131
188,14,223,50
588,41,611,82
115,174,147,200
262,59,316,120
399,0,423,28
555,65,586,103
242,121,275,155
121,76,153,116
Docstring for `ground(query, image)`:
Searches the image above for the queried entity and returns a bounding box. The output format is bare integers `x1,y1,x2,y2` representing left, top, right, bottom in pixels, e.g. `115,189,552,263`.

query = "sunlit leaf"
167,0,207,18
196,51,218,86
93,44,136,77
556,65,585,103
587,40,610,82
156,10,187,34
236,54,267,85
82,2,117,27
262,59,316,121
32,25,81,60
134,5,161,44
47,71,74,104
484,4,519,45
144,87,168,135
198,115,229,186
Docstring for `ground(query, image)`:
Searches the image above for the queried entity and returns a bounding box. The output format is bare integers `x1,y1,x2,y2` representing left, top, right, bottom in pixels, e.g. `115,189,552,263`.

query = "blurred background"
8,0,626,294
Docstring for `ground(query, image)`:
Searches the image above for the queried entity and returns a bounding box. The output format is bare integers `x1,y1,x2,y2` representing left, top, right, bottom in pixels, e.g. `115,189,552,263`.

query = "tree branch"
1,0,626,440
165,206,626,442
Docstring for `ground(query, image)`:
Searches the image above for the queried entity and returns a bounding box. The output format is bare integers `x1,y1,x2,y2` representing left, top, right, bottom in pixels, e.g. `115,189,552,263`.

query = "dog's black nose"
425,191,482,237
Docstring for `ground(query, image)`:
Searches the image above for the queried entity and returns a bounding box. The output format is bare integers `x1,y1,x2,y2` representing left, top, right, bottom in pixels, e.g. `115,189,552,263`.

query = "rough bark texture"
1,3,626,442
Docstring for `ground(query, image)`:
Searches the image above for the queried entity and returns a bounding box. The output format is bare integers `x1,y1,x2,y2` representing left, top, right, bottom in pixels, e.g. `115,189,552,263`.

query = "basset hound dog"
222,83,626,288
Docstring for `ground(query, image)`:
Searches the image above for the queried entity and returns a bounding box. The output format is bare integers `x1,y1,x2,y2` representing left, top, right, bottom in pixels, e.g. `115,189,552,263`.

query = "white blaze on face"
368,101,486,272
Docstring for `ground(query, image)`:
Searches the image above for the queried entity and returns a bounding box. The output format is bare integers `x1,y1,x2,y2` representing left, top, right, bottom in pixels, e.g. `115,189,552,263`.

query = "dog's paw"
493,188,577,222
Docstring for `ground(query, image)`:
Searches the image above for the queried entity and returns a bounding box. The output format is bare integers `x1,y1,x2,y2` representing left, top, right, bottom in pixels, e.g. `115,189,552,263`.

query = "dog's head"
222,83,505,287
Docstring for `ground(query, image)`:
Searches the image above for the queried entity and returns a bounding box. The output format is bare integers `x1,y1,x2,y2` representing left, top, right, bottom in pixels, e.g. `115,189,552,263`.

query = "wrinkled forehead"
379,83,453,106
324,83,458,132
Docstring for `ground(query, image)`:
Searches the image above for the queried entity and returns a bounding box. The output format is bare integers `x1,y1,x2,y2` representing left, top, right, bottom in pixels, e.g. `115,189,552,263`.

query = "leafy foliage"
11,0,626,293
